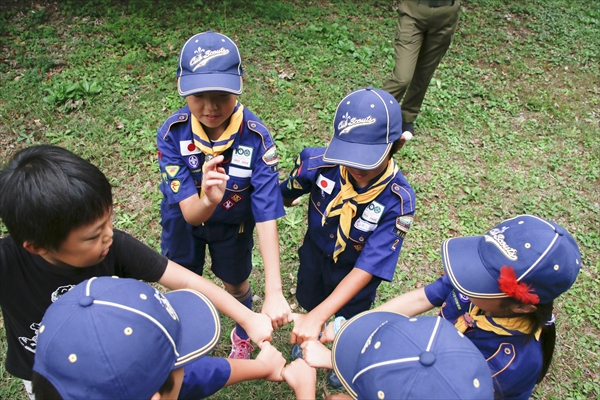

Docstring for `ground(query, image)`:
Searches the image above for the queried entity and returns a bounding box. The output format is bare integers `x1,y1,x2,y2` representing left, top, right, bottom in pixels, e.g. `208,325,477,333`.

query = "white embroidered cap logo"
190,46,230,71
337,112,377,135
483,226,518,261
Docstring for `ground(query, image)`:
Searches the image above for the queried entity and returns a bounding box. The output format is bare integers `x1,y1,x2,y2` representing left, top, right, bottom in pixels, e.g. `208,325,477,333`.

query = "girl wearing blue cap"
371,215,582,399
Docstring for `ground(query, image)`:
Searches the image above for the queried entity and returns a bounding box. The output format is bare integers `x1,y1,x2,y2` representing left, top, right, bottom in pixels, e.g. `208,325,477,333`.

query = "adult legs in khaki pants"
382,0,460,131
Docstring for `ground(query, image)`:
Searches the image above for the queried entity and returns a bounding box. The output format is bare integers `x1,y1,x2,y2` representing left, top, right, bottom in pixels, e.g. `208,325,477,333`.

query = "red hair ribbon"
497,266,540,304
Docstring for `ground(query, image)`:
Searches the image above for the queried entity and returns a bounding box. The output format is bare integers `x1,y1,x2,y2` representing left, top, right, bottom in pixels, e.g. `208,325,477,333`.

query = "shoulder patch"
396,215,413,233
262,146,278,166
487,343,517,378
247,120,274,149
390,182,405,196
159,113,189,140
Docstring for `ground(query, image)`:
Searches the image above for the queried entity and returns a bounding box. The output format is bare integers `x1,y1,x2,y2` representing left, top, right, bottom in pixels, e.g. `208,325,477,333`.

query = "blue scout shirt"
280,147,416,281
157,103,284,227
425,275,542,400
179,356,230,399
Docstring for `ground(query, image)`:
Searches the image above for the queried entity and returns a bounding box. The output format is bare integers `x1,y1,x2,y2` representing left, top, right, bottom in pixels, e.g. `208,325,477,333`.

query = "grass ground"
0,0,598,398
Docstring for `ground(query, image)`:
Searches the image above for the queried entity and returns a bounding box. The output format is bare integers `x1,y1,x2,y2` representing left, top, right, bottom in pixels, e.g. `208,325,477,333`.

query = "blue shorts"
296,236,382,319
161,203,254,285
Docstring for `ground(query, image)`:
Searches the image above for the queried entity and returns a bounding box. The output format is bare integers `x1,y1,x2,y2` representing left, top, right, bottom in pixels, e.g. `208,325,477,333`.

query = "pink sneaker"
229,328,254,359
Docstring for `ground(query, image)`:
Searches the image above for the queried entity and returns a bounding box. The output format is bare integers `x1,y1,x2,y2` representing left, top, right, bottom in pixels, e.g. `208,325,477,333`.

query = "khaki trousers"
382,0,460,123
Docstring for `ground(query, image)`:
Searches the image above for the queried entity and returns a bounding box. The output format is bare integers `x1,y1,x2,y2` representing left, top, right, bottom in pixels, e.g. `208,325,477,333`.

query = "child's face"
468,296,515,317
346,161,388,189
40,209,114,268
186,91,237,138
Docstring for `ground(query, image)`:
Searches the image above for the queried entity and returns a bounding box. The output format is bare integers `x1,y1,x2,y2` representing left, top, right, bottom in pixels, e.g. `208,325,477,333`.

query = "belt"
412,0,455,6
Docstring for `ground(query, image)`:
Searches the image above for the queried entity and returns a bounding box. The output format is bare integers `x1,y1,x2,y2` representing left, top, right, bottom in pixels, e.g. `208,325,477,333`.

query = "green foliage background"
0,0,598,398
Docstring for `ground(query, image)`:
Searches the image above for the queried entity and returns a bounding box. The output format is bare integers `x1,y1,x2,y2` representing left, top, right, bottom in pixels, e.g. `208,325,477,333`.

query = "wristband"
333,316,346,335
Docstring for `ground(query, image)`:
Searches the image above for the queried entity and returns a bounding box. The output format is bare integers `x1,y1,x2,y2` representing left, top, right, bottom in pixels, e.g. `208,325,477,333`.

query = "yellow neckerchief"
191,102,244,197
322,159,398,262
454,304,542,341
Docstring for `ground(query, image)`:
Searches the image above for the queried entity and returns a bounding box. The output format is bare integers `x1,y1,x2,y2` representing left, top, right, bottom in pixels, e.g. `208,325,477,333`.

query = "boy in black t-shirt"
0,145,273,398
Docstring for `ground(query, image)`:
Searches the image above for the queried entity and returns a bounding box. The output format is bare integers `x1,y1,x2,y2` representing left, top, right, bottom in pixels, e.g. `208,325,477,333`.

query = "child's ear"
23,241,49,256
510,303,537,314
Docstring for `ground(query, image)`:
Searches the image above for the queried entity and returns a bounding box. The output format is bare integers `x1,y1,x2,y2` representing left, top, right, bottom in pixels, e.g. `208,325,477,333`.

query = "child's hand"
262,291,292,330
282,359,316,400
256,342,286,382
202,154,228,205
290,312,323,345
320,321,336,344
301,340,333,369
244,312,273,347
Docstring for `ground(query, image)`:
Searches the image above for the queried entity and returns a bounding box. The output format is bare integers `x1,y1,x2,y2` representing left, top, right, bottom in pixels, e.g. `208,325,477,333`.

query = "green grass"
1,0,599,398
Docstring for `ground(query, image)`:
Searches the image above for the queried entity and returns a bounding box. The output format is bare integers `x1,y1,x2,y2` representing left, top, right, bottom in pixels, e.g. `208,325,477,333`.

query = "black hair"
389,139,403,160
32,370,176,398
0,145,112,250
32,371,63,400
158,371,176,395
500,298,556,384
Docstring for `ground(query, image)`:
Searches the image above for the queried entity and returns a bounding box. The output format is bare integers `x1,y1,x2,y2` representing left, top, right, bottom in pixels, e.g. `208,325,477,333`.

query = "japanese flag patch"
362,201,385,224
180,140,201,156
317,174,335,195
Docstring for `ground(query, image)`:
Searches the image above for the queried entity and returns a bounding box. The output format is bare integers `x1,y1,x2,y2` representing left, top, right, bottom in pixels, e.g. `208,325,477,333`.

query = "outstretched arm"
282,359,316,400
225,341,286,386
290,268,372,345
373,287,434,316
159,260,273,346
256,220,292,329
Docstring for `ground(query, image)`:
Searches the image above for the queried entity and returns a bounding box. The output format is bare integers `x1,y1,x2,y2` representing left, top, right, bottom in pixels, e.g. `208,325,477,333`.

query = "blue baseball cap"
442,214,581,304
323,87,402,170
33,277,220,399
177,30,243,96
332,312,493,399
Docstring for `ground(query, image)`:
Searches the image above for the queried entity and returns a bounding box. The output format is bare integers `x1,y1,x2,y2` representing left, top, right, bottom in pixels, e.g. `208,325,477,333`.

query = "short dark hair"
0,145,112,250
32,369,176,399
32,371,63,400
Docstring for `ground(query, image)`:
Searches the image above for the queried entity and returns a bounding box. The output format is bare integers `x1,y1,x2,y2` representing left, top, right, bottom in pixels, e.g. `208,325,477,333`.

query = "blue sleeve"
280,147,322,199
353,207,407,281
244,118,285,223
353,174,416,281
178,356,231,400
157,110,200,205
424,275,453,307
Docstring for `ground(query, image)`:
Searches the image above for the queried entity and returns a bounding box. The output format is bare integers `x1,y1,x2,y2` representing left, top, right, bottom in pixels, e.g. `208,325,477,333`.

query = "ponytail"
501,299,556,383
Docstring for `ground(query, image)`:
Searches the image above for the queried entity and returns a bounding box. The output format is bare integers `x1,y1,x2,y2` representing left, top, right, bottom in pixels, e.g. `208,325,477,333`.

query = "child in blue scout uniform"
296,312,494,400
280,87,416,346
31,277,287,399
157,31,291,359
374,215,581,399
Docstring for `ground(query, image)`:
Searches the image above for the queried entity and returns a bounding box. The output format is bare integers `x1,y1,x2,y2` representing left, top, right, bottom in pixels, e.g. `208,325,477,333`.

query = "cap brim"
165,289,221,367
441,236,505,299
323,138,391,170
178,74,243,97
332,311,406,399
